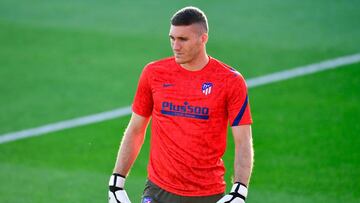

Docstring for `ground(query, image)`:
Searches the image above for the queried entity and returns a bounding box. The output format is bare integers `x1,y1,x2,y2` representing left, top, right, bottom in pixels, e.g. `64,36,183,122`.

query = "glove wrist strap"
231,182,248,200
109,173,126,188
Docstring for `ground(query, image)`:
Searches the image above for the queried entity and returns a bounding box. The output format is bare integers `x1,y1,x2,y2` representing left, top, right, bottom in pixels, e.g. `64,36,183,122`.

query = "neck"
180,52,209,71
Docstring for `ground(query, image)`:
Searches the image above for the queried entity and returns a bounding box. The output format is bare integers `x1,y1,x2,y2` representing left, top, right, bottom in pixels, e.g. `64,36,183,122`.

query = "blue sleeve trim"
231,95,248,126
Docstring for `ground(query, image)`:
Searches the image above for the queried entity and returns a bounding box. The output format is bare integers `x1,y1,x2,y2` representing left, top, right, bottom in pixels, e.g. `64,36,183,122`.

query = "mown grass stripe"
1,53,359,144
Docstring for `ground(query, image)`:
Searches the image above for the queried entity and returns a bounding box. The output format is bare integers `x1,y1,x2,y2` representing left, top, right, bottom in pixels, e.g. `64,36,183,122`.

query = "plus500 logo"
161,101,209,120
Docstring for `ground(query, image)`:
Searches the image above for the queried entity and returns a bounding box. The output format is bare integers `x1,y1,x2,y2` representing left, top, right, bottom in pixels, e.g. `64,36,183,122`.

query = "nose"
172,40,181,51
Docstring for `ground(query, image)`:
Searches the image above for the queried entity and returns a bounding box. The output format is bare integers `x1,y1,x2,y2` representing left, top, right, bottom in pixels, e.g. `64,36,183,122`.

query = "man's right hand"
108,173,131,203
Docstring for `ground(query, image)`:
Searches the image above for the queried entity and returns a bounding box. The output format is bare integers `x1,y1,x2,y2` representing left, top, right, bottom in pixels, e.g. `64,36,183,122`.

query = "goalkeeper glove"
216,182,248,203
108,173,131,203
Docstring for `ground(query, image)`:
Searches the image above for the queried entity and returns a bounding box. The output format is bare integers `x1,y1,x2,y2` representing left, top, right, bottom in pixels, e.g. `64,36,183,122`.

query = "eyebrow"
169,35,188,40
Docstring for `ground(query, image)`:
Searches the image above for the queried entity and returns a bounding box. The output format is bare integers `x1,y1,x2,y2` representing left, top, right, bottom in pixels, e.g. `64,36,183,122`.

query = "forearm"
233,126,254,186
234,142,253,186
217,125,253,203
113,130,145,176
109,113,148,203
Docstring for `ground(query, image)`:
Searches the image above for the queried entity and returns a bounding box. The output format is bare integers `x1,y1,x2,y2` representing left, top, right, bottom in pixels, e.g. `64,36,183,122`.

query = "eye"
179,37,188,41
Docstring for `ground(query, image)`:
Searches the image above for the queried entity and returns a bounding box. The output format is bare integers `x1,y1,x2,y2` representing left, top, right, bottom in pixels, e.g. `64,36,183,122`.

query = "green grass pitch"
0,0,360,202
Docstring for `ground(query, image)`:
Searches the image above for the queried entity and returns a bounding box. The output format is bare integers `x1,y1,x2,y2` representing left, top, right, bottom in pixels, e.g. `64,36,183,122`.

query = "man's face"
169,24,207,65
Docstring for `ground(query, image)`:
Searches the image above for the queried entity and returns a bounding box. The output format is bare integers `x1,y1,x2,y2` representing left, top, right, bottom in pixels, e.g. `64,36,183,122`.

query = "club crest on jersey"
202,82,213,95
143,197,152,203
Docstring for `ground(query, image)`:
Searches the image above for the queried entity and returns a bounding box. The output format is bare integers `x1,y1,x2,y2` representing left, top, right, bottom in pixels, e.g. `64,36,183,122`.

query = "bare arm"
113,112,150,176
231,124,254,186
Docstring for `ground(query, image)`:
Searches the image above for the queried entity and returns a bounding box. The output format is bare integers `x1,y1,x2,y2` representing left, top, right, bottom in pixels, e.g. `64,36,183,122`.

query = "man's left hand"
216,182,247,203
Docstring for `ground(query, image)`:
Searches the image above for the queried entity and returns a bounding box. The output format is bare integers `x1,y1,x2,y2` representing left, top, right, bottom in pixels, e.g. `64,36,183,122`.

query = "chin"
174,57,189,65
174,58,184,64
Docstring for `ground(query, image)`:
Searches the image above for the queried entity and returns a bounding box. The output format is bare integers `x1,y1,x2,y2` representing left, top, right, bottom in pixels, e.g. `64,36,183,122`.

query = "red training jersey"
132,56,252,196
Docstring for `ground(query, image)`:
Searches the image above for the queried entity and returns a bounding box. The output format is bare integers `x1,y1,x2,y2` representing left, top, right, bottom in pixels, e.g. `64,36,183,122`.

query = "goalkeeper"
109,6,254,203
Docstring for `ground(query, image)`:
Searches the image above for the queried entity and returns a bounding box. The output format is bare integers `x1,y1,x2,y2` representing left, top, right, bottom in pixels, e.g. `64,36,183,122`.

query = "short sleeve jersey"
132,56,252,196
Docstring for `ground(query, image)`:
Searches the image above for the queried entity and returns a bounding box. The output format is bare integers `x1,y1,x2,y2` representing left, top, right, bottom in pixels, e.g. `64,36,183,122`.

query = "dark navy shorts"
141,179,223,203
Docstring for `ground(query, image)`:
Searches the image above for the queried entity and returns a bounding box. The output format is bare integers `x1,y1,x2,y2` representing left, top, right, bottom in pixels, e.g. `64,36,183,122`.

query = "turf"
1,0,360,202
1,0,360,133
0,63,359,202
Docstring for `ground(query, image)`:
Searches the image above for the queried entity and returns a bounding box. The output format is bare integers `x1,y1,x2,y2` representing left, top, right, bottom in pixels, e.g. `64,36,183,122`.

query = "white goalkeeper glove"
108,173,131,203
216,182,248,203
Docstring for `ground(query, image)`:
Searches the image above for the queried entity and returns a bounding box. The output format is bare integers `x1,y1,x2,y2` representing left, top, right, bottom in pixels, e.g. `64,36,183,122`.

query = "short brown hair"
171,6,208,33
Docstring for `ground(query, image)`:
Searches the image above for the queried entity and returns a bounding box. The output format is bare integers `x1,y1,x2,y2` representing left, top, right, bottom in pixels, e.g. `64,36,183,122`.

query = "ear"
201,33,208,44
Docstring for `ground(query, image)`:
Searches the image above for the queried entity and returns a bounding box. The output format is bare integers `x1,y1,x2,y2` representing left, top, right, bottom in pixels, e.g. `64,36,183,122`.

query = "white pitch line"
0,106,132,144
247,53,360,87
1,53,360,144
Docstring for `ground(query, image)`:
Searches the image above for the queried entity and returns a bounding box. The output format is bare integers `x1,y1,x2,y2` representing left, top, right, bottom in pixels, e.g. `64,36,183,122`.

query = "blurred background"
0,0,359,202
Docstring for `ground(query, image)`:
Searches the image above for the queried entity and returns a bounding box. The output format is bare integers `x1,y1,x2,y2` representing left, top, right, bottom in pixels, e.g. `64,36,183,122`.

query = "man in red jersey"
109,6,253,203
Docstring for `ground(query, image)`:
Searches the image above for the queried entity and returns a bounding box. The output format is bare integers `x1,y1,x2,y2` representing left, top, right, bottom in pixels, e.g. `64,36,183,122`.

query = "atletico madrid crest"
202,82,213,95
142,197,152,203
